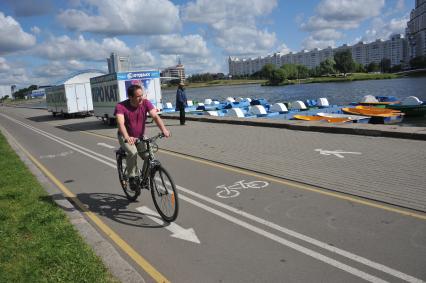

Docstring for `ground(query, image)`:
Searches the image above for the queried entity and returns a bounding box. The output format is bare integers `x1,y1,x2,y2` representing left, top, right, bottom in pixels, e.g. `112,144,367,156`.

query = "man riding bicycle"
114,84,170,191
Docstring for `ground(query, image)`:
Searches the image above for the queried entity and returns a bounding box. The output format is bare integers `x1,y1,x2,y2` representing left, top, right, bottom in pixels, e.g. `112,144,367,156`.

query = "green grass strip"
0,132,117,283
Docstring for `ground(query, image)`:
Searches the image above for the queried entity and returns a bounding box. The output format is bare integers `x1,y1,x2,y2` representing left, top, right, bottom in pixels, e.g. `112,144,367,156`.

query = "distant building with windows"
107,52,130,73
161,60,185,83
406,0,426,59
229,34,408,76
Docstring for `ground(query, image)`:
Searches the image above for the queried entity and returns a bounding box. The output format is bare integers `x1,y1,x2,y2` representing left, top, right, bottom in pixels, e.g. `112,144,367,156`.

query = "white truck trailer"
46,71,104,117
90,70,163,125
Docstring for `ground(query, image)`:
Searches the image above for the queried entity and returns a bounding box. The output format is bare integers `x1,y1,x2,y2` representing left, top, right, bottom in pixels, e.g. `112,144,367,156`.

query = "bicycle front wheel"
150,166,179,222
116,152,140,201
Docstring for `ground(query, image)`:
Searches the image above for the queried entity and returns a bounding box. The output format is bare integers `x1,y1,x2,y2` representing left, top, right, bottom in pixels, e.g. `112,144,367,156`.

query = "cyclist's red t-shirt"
114,99,154,138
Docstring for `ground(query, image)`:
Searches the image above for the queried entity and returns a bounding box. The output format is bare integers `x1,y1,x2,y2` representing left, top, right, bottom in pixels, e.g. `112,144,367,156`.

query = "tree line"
12,85,38,100
186,73,226,82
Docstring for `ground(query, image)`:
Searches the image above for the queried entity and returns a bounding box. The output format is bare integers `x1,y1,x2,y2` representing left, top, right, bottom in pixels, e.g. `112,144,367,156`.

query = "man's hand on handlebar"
126,136,137,145
162,129,171,138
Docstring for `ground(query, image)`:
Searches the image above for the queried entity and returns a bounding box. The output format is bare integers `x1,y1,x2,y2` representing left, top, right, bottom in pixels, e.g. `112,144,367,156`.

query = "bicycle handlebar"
124,133,167,144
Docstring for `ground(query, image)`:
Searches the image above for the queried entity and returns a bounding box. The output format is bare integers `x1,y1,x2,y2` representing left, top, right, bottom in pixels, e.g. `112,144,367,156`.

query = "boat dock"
161,112,426,140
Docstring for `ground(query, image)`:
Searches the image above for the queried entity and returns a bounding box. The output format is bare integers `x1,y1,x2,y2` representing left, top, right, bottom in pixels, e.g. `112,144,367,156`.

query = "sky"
0,0,412,87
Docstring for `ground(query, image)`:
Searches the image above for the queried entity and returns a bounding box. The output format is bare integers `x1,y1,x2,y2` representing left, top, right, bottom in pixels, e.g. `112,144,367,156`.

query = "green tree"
280,64,298,79
13,85,38,99
319,58,336,75
391,64,402,72
380,58,391,73
310,66,321,77
334,50,355,75
354,62,365,73
260,64,276,79
296,64,309,79
167,79,181,87
268,68,287,85
409,56,426,69
367,62,380,72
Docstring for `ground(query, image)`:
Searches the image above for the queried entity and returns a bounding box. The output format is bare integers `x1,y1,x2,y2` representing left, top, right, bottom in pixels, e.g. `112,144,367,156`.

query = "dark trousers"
179,106,185,125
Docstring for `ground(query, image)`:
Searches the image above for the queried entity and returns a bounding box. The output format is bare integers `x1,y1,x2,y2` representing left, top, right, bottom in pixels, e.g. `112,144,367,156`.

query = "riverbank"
0,132,117,282
263,73,401,86
161,79,267,89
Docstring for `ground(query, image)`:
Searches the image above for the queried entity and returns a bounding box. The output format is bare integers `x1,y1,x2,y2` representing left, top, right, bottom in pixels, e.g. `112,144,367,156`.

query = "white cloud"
0,12,36,54
33,60,86,78
148,34,220,74
215,26,276,56
58,0,181,35
0,66,31,86
316,0,384,22
301,36,335,50
361,15,409,42
32,35,131,61
396,0,405,10
0,57,11,72
184,0,276,24
302,0,385,32
311,29,344,41
128,45,157,69
31,26,41,34
277,43,291,55
150,34,209,56
300,0,385,51
183,0,278,56
301,17,359,32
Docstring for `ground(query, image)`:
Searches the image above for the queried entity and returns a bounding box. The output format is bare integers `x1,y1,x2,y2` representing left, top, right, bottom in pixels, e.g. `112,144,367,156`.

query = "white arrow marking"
97,142,115,149
315,149,362,158
136,206,200,244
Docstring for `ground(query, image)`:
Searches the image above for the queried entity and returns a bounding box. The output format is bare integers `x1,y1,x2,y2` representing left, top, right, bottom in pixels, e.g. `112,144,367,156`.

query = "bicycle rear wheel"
150,165,179,222
116,151,140,201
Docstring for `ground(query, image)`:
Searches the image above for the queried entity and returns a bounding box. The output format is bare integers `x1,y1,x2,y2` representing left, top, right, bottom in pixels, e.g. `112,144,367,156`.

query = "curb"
4,105,425,140
0,125,145,283
161,114,426,141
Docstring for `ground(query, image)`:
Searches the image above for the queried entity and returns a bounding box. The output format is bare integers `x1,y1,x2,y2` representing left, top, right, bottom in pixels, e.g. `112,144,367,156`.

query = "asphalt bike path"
1,107,425,283
9,107,426,212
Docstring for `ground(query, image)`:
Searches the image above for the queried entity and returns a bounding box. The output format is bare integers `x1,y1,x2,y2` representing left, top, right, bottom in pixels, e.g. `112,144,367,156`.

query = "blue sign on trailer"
31,89,46,98
116,71,160,81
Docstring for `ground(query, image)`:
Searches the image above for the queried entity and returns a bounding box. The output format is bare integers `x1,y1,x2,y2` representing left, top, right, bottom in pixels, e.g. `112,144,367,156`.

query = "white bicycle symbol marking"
216,180,269,198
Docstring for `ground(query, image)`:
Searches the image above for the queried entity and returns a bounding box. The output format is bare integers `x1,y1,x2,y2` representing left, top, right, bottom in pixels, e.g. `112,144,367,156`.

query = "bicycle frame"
136,134,163,189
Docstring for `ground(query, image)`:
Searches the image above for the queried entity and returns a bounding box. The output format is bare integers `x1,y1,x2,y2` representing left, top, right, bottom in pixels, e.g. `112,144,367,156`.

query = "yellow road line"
9,133,170,283
57,125,426,221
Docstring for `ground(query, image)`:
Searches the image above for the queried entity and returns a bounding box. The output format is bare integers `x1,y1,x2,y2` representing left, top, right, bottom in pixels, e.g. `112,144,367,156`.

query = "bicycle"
216,180,269,198
115,133,179,222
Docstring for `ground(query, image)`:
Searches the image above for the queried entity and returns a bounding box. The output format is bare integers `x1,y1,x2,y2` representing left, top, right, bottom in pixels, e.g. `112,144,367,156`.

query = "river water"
163,76,426,126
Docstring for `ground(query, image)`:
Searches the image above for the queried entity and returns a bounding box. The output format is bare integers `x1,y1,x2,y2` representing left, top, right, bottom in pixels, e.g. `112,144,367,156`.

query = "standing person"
175,82,187,125
115,85,170,190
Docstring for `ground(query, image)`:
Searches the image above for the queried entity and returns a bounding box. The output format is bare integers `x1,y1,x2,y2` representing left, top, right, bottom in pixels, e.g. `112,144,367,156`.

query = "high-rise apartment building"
107,53,130,73
229,34,409,77
406,0,426,59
